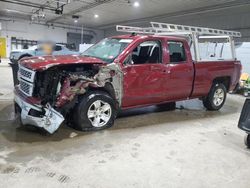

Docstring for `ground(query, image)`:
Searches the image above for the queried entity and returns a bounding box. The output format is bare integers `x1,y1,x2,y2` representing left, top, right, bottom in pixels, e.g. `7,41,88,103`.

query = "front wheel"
203,83,227,111
73,91,117,131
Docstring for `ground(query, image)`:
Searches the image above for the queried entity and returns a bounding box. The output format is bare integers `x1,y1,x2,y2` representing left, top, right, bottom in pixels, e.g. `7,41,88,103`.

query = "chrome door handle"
163,69,171,74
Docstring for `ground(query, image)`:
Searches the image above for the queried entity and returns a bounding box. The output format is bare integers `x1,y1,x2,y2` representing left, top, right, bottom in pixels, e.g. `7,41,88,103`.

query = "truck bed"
192,60,241,98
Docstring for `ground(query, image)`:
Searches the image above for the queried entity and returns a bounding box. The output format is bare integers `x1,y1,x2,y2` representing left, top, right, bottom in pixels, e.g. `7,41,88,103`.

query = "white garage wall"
0,19,104,57
236,43,250,74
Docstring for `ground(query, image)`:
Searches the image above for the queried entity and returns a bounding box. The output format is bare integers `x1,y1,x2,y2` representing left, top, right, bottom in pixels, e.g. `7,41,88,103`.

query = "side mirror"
123,53,134,66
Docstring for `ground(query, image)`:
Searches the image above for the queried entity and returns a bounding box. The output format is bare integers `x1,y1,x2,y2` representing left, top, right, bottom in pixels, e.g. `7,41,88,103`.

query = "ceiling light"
72,15,79,23
133,1,140,7
94,14,99,18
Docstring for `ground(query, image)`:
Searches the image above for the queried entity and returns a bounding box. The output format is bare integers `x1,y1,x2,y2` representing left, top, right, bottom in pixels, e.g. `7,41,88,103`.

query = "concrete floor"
0,64,249,188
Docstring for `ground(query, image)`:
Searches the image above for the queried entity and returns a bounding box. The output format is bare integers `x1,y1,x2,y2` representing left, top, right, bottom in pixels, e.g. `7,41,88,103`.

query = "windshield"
82,38,133,63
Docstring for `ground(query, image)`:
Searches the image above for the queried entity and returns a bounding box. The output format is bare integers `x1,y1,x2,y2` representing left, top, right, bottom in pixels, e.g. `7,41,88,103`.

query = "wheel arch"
18,53,32,60
212,76,231,91
88,83,119,109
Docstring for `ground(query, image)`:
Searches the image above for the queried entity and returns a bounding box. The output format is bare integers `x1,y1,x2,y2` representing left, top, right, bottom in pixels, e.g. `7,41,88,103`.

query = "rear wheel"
203,83,227,111
73,91,117,131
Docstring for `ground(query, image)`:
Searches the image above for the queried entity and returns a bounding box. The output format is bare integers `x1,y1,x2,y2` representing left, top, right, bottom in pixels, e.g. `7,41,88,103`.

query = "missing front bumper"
14,93,64,134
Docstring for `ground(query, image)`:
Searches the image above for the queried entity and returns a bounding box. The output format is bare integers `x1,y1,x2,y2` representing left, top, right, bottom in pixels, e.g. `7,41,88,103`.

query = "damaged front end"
15,62,123,134
14,91,64,134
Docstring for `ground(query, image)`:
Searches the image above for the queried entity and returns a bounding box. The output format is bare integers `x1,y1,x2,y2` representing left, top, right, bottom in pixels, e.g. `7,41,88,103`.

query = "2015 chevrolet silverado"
14,23,242,134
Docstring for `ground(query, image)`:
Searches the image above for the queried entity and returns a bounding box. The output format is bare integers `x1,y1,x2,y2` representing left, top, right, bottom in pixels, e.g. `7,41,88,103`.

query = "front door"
122,40,167,108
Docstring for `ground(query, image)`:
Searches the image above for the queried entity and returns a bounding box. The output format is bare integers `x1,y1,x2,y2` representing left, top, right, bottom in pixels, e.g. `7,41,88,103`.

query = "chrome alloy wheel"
213,88,225,106
87,100,112,128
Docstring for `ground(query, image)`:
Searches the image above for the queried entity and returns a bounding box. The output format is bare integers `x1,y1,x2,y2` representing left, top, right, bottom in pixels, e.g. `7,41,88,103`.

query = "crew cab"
14,23,242,134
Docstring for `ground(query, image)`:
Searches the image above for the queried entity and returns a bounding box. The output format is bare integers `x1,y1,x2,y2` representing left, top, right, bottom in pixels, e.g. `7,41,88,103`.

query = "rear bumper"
14,86,64,134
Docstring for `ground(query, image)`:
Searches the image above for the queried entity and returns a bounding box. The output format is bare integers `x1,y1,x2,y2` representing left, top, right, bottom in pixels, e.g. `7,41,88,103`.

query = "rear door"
164,40,194,100
122,40,168,107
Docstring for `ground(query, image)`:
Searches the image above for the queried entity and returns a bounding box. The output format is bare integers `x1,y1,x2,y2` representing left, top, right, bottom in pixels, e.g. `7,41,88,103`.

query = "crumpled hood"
19,55,106,71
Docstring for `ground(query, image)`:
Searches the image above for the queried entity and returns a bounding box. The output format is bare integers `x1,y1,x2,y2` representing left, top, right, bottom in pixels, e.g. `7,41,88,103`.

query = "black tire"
203,83,227,111
157,102,176,111
72,91,117,131
244,134,250,148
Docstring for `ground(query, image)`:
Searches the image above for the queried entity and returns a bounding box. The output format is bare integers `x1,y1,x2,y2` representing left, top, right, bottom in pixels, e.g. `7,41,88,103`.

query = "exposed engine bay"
16,63,123,133
34,64,98,107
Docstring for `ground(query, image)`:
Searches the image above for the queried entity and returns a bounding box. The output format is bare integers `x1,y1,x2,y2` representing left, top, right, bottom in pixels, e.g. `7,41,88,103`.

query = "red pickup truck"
14,34,241,133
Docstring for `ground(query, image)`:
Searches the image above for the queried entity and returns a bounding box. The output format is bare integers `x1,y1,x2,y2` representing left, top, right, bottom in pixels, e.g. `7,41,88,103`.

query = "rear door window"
168,41,186,63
